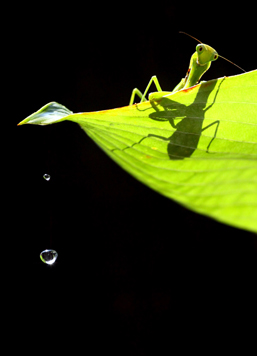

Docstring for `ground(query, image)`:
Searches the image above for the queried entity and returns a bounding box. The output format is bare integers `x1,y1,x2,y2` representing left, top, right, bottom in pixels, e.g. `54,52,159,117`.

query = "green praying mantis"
129,32,245,105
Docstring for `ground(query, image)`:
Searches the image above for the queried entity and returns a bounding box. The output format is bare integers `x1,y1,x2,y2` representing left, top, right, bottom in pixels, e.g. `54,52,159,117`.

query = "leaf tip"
17,114,31,125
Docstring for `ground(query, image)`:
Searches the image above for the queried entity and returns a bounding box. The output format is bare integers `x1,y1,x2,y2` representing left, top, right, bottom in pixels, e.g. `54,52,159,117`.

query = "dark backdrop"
9,4,257,354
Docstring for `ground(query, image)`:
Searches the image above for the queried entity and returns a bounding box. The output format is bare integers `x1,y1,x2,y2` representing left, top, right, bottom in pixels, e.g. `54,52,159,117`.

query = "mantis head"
196,44,218,66
179,32,245,72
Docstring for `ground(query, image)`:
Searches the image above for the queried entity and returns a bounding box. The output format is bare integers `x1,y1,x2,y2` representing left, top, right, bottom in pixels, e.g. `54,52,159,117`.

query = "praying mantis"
129,32,245,105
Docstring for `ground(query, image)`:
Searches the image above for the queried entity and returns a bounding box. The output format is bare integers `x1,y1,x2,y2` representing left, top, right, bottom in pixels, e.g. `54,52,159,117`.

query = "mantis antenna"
179,31,202,43
179,31,246,72
218,55,246,72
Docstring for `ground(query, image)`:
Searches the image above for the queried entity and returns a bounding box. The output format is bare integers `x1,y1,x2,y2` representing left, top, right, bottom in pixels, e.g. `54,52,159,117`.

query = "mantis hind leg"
129,88,145,105
129,75,163,105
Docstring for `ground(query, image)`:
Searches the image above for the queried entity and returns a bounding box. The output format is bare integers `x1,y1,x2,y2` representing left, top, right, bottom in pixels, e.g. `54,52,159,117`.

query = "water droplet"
40,249,58,265
43,174,51,181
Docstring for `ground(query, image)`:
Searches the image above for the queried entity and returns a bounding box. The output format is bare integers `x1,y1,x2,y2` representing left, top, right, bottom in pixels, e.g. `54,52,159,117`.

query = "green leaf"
18,70,257,233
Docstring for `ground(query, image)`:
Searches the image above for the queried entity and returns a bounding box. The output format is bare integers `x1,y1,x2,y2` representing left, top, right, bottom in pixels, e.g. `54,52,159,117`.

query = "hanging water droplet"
43,174,51,181
40,249,58,265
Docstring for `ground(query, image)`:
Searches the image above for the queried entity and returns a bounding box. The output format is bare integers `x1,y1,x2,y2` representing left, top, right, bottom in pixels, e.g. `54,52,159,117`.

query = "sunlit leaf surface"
18,70,257,232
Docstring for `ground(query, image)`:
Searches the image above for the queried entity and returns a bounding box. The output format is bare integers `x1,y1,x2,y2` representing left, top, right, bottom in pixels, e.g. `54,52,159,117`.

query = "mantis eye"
196,44,203,52
213,53,218,61
196,44,205,54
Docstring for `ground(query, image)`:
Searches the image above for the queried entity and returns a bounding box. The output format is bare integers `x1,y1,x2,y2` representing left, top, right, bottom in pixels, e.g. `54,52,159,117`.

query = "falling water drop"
43,174,51,181
40,249,58,265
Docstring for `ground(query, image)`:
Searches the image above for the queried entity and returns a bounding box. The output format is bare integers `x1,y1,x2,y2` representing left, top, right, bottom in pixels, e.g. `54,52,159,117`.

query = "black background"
8,3,257,354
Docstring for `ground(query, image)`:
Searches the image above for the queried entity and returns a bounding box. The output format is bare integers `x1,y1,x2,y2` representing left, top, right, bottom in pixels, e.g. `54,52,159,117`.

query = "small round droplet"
40,249,58,265
43,174,51,181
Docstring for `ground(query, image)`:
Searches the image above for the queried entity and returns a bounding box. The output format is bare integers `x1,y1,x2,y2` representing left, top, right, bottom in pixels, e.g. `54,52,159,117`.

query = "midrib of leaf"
85,125,257,186
81,118,257,159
